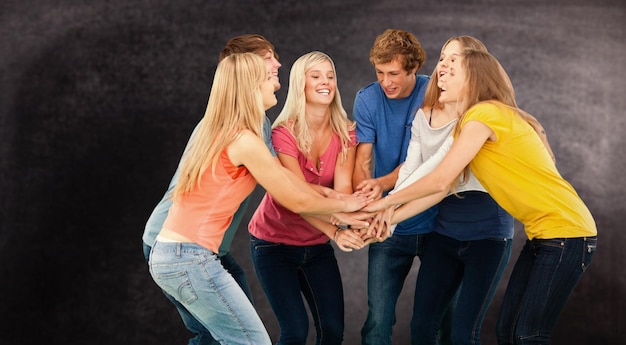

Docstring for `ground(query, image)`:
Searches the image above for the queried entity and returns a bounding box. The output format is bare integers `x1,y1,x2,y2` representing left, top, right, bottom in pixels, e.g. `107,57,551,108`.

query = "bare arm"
352,142,373,189
353,143,401,200
365,121,493,220
278,146,367,251
228,131,368,214
363,135,453,238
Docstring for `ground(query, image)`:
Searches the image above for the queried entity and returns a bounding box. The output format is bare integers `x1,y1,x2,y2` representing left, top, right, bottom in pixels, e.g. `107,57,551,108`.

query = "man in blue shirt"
352,29,450,345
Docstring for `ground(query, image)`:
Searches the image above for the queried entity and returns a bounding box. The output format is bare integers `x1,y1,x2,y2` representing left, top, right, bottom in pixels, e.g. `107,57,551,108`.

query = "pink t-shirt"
163,149,257,253
248,125,356,246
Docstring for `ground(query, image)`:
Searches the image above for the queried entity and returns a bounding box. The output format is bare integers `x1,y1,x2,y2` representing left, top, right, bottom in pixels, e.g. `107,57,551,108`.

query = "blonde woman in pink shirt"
148,52,368,345
248,51,367,345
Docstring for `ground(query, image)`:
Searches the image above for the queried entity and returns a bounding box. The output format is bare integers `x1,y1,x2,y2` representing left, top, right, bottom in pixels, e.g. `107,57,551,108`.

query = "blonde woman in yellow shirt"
362,39,597,345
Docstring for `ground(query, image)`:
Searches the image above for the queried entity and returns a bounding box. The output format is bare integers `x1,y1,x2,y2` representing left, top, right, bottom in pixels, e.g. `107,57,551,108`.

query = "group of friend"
141,29,597,345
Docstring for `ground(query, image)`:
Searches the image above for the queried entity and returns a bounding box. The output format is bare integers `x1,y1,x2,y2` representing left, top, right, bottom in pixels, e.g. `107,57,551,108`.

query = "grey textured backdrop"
1,0,624,344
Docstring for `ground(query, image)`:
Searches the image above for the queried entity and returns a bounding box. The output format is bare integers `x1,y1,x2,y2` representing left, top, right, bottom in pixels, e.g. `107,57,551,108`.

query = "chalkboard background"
1,0,624,344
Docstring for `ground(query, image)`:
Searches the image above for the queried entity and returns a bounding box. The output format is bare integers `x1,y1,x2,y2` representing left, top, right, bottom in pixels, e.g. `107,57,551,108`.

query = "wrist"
383,195,391,208
333,228,344,242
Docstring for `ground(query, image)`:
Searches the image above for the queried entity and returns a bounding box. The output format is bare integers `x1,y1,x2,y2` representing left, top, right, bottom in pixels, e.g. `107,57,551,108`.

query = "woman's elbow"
431,178,451,194
281,197,315,214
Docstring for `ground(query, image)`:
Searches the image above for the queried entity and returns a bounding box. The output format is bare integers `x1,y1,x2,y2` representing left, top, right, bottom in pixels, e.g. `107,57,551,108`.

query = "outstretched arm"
393,135,453,192
277,146,368,251
366,120,493,223
228,131,369,214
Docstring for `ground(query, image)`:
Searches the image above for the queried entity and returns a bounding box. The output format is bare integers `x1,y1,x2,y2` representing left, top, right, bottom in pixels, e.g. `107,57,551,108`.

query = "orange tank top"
163,149,257,253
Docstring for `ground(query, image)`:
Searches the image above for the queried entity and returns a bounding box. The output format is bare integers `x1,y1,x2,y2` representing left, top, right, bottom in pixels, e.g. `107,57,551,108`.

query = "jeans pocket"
253,238,281,250
153,269,198,305
585,238,597,253
533,238,565,249
582,237,597,271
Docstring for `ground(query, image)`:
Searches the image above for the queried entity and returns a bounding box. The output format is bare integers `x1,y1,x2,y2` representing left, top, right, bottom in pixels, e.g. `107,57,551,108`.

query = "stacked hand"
330,189,397,252
330,211,374,252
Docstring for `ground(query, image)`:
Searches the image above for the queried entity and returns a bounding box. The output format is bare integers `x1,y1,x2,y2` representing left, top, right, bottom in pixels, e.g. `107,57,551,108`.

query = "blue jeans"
496,236,597,344
411,232,512,345
149,241,271,345
361,233,454,345
143,242,253,345
250,235,343,345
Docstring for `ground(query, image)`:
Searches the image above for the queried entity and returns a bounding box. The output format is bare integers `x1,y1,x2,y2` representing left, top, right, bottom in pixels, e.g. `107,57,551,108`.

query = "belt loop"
176,242,182,257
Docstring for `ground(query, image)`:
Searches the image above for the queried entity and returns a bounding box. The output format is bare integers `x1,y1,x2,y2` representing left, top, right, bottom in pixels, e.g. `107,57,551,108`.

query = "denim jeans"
149,241,271,345
250,235,343,345
143,242,254,345
496,236,597,345
411,232,513,345
361,233,453,345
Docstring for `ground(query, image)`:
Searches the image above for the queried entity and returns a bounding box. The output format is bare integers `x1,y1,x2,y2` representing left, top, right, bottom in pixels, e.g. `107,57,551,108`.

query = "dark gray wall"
1,0,624,344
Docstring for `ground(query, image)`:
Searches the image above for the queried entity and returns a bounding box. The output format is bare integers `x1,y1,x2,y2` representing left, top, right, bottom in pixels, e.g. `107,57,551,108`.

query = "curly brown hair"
369,29,426,73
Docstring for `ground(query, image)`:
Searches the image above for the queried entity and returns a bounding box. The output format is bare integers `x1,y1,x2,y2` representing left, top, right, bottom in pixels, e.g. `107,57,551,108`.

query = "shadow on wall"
1,21,211,344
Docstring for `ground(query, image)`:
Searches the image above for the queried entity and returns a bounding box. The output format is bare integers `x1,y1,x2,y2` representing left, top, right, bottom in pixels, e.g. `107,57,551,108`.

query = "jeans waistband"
152,241,216,255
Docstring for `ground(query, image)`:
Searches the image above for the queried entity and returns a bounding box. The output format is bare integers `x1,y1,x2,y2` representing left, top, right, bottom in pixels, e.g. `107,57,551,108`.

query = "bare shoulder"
228,130,269,166
233,129,258,141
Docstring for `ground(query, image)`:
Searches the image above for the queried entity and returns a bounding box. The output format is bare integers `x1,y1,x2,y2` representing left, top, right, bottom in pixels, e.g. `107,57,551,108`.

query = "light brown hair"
369,29,426,74
219,34,278,62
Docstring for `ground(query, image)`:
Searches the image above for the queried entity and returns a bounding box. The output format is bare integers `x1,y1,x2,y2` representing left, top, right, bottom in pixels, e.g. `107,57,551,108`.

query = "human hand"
330,211,374,230
366,208,394,241
360,196,390,213
336,193,371,213
349,227,379,245
334,228,367,252
355,178,384,200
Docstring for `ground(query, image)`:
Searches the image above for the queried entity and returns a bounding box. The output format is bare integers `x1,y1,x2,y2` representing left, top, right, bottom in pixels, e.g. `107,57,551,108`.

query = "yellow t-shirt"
460,101,596,240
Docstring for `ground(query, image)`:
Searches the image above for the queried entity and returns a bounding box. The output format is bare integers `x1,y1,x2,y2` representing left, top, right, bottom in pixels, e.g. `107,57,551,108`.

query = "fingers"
377,208,394,241
366,213,382,238
356,179,381,200
358,209,393,242
372,209,389,240
335,229,366,251
332,212,372,230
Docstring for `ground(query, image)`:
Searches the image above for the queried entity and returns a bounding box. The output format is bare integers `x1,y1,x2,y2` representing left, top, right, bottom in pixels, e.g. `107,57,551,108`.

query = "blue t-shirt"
353,74,437,235
142,116,276,255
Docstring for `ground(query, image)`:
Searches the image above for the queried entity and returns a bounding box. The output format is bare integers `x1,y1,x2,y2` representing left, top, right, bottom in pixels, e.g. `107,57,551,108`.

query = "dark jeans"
143,242,253,345
360,233,456,345
496,236,597,344
411,232,513,345
250,235,344,345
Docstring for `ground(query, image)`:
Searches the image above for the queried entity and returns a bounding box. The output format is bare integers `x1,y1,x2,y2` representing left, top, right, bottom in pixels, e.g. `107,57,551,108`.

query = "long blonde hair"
273,51,355,161
454,49,520,131
453,48,534,184
173,53,267,199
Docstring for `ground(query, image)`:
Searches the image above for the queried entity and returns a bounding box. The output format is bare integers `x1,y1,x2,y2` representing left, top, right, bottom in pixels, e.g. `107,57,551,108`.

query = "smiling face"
304,60,336,106
436,40,467,105
261,66,278,110
374,57,417,99
261,49,282,91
